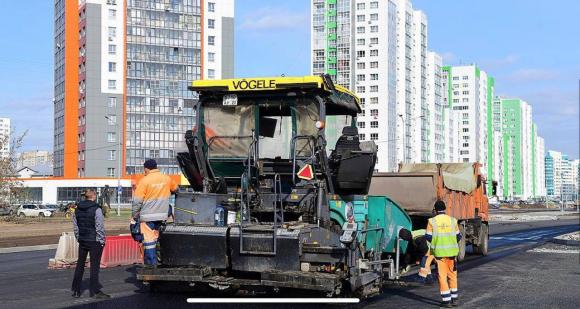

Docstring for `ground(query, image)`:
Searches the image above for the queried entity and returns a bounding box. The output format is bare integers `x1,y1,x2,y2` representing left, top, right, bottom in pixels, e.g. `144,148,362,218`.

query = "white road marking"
187,298,360,303
527,248,580,254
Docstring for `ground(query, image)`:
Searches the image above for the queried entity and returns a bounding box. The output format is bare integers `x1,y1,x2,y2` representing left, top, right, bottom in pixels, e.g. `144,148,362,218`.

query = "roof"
190,75,361,114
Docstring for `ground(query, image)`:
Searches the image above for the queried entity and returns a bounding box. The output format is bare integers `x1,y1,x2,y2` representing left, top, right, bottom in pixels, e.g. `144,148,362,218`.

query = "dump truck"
369,163,489,261
137,75,413,298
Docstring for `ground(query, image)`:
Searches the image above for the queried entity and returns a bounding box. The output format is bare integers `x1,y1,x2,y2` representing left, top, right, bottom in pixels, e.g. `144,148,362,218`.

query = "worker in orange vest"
426,200,461,308
131,159,178,266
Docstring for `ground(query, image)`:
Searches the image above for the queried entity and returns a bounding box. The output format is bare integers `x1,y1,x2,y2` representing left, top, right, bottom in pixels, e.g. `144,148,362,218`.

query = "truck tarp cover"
399,163,477,194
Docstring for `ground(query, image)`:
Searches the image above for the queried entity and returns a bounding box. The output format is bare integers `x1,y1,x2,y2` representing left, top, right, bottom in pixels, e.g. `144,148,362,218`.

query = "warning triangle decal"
297,164,314,180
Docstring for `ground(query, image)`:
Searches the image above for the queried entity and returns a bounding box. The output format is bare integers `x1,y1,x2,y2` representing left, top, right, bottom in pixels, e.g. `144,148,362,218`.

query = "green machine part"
329,195,411,254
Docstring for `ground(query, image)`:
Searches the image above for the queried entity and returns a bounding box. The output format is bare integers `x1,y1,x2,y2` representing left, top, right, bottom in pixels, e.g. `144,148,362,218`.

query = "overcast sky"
0,0,577,158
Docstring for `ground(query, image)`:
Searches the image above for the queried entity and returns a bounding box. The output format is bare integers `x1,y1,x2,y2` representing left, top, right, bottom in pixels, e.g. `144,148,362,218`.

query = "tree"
0,132,26,206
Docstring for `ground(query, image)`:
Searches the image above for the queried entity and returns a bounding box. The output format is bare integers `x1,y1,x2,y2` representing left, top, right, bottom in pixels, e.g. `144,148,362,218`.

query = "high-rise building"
0,118,10,158
53,0,234,178
311,0,398,172
535,136,545,197
311,0,432,171
500,98,534,200
545,150,579,201
17,151,53,169
425,51,445,162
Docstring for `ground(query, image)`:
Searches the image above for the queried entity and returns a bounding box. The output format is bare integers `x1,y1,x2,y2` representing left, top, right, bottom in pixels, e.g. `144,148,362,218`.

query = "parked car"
17,204,54,217
0,204,11,216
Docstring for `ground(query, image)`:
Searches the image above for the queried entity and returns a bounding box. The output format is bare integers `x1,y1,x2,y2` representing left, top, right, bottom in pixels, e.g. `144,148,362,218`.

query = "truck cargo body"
369,163,489,260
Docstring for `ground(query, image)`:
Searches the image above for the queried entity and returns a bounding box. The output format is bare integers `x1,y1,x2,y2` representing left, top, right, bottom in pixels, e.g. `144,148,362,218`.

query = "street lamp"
105,115,121,216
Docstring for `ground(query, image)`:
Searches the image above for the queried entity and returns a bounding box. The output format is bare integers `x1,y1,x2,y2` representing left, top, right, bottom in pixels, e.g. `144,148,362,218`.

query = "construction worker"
426,200,461,308
71,189,110,299
131,159,178,266
411,229,435,284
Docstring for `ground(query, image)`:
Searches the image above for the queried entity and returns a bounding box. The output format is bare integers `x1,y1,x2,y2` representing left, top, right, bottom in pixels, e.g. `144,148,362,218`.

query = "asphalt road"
0,218,578,309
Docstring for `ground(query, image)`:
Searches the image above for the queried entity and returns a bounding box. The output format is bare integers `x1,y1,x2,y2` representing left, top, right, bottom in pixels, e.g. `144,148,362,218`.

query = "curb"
0,244,58,254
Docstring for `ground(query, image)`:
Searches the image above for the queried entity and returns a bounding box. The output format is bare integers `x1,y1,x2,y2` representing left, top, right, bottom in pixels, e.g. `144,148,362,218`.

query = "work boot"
92,291,111,299
451,298,459,307
439,301,453,308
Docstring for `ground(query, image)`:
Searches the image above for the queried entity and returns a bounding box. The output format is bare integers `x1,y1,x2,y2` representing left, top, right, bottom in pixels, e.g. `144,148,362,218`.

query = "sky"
0,0,577,158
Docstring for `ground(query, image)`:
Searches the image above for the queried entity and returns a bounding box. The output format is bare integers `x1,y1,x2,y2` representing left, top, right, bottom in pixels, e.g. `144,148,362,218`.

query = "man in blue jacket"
71,189,110,299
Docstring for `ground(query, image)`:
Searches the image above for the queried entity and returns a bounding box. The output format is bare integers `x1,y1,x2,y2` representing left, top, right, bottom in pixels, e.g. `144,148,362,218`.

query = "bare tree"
0,131,27,206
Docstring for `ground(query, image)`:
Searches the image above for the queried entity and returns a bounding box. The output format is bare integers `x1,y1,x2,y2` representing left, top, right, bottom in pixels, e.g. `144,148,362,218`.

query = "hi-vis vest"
429,214,459,257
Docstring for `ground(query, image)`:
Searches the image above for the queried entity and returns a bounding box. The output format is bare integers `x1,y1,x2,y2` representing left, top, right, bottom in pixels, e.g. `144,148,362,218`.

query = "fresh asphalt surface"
0,218,578,309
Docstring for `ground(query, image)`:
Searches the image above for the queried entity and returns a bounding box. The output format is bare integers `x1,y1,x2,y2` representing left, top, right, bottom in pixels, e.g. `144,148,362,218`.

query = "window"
108,44,116,55
452,84,459,89
107,132,116,142
370,85,378,92
453,91,459,95
453,99,459,103
108,9,116,19
107,168,115,177
208,36,215,45
370,61,378,68
462,128,469,132
462,143,469,147
357,26,365,34
208,19,215,29
357,122,365,128
359,134,366,140
370,109,378,117
370,97,378,104
370,1,379,8
370,121,378,128
356,74,365,82
370,49,378,56
107,115,117,125
357,15,365,22
357,38,365,46
462,91,469,95
208,52,215,62
108,150,116,161
462,76,469,80
453,76,459,81
360,98,366,105
370,13,378,21
357,51,365,58
106,0,116,4
463,121,469,125
208,69,215,79
108,62,116,72
108,27,116,38
357,3,365,10
356,86,365,93
370,25,378,33
208,2,215,12
357,62,365,69
462,98,469,102
370,73,378,80
370,133,378,140
108,97,117,108
462,83,469,88
108,80,116,90
370,38,378,45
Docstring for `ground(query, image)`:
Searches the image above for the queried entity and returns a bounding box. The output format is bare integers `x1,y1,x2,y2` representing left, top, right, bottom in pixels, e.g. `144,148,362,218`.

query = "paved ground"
0,218,578,309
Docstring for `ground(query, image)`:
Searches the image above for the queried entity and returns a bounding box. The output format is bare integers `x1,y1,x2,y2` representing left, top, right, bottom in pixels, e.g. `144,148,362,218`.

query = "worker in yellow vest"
426,200,461,308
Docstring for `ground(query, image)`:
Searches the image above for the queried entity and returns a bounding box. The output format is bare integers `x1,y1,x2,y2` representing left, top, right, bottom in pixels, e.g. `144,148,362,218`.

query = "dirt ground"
0,217,129,248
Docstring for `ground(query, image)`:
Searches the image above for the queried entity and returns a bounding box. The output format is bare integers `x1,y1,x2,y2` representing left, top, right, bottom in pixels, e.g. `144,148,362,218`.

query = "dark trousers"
71,241,104,295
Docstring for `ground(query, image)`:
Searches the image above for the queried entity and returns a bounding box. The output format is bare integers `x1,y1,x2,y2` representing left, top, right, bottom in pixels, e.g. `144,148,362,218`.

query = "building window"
108,80,116,90
208,19,215,29
108,62,116,72
462,83,469,88
108,9,116,19
357,26,365,34
370,61,378,68
463,76,469,80
370,13,378,21
208,2,215,12
370,49,378,56
107,132,116,142
462,98,469,102
208,52,215,62
358,122,365,128
370,109,378,117
108,97,117,108
463,143,469,147
208,36,215,45
462,128,469,132
357,62,365,69
356,86,365,93
108,27,116,38
370,73,378,80
371,121,378,128
357,38,365,46
357,50,365,58
107,115,117,125
370,133,378,140
356,3,365,10
453,76,459,81
370,1,379,9
370,97,378,104
370,38,379,45
107,168,115,177
370,85,378,92
359,134,366,140
357,15,365,22
370,25,378,33
108,44,116,55
108,150,116,161
462,91,469,95
356,74,365,82
453,91,459,95
208,69,215,79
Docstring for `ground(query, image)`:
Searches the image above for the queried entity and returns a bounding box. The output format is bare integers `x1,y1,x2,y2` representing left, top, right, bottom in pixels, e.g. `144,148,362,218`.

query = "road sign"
117,186,123,194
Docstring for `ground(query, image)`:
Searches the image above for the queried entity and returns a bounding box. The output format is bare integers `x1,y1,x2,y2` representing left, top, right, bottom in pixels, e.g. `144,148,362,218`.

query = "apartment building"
53,0,234,178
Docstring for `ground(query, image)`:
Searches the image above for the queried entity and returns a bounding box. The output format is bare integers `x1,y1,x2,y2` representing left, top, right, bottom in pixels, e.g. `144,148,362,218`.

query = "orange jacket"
132,169,178,222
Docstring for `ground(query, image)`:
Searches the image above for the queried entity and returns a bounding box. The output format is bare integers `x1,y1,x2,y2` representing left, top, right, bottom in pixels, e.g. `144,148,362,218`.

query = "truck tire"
472,223,488,256
457,225,466,262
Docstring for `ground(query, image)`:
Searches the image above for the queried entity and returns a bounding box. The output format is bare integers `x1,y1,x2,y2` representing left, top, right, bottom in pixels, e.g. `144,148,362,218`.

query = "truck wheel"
457,225,466,262
39,213,45,217
473,224,489,256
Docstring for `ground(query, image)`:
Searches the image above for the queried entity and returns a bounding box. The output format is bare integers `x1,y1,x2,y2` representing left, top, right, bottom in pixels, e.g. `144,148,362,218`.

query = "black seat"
329,126,377,195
